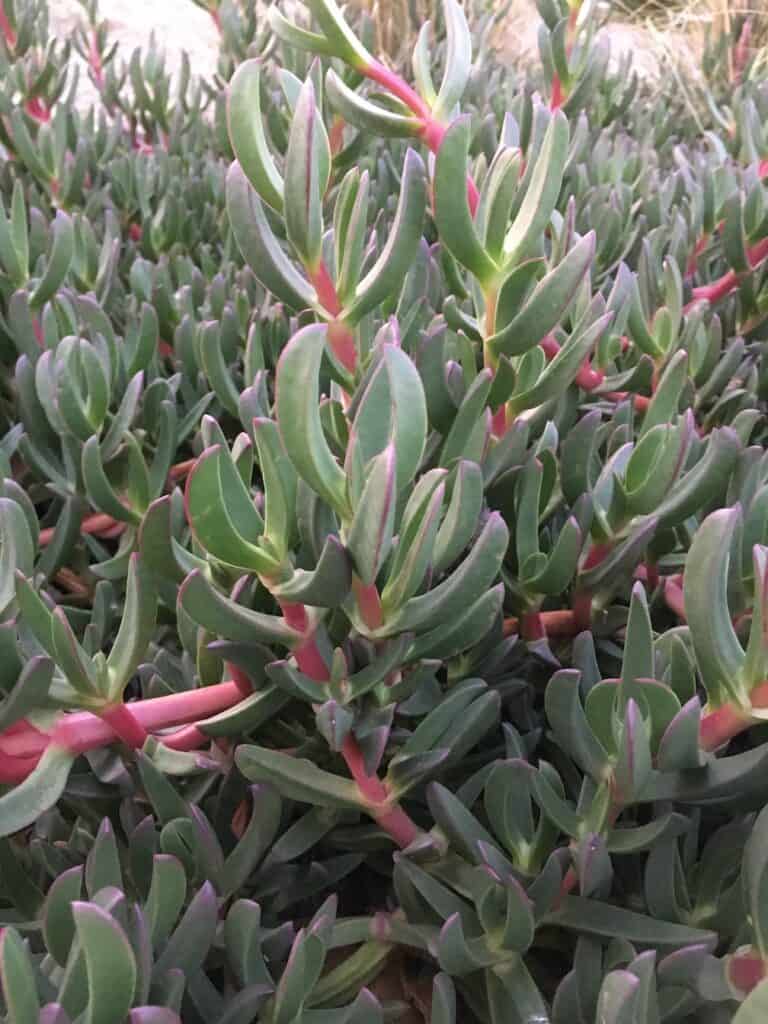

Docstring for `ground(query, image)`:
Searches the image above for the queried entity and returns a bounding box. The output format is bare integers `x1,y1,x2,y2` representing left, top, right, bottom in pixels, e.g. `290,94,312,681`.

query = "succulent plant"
2,0,768,1019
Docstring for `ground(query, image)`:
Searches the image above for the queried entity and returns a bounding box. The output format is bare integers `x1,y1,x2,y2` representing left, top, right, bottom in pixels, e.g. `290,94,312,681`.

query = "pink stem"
699,680,768,752
363,60,479,215
100,704,148,748
365,60,431,119
0,8,16,47
521,611,546,641
491,405,508,438
329,115,345,155
352,578,384,632
89,30,104,90
699,702,749,752
572,542,612,631
504,610,579,638
50,682,243,755
158,724,208,750
0,750,41,783
551,74,564,111
540,334,604,390
275,590,418,847
227,664,253,699
310,262,342,315
728,950,766,996
554,866,577,909
689,236,768,306
308,263,357,374
341,735,417,849
663,578,686,621
327,321,357,374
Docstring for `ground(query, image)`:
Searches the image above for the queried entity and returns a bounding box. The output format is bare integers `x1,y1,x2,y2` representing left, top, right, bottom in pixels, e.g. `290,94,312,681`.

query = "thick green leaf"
179,571,301,648
347,445,396,585
284,77,328,269
388,512,508,633
434,117,497,284
227,60,284,213
0,744,75,837
545,896,717,949
226,163,316,311
433,0,472,120
0,928,39,1021
73,902,137,1024
30,210,74,311
683,507,745,706
276,324,350,517
502,111,569,265
343,149,427,324
325,70,421,139
106,554,157,699
488,232,595,358
236,745,363,809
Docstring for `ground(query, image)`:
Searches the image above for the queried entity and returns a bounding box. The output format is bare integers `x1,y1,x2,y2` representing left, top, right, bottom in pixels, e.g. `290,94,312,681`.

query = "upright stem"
89,30,104,90
341,735,418,849
308,263,357,374
363,60,479,215
352,577,384,632
365,60,431,120
0,8,16,48
274,588,419,848
572,542,611,631
689,236,768,306
699,680,768,752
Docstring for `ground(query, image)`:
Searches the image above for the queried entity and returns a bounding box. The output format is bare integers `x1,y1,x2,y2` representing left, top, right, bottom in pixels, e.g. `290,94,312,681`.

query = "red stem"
540,334,604,391
728,950,766,996
572,542,611,632
503,609,578,638
0,682,244,783
227,664,254,699
276,599,332,680
365,59,431,119
89,30,104,90
689,236,768,306
39,512,123,547
363,59,479,216
550,74,564,111
491,405,508,438
329,115,345,156
352,578,384,632
308,264,357,374
274,589,418,847
341,734,418,849
327,321,358,374
521,611,546,641
51,682,243,755
100,703,148,748
0,7,16,48
663,577,686,621
555,866,577,908
310,262,343,316
159,724,208,750
699,680,768,752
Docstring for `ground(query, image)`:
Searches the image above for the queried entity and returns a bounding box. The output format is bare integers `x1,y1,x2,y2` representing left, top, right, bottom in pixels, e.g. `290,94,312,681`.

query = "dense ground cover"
1,0,768,1020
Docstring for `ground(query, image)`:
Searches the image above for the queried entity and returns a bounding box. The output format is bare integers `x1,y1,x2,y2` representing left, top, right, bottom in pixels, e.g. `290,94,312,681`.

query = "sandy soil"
47,0,694,108
49,0,220,106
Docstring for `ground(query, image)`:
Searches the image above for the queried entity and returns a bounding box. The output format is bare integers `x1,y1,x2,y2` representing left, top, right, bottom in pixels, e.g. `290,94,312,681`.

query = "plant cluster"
1,0,768,1019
